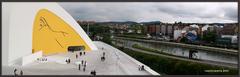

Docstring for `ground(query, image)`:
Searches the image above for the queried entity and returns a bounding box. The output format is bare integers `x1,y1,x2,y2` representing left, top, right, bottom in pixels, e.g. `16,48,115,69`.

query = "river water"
113,39,238,65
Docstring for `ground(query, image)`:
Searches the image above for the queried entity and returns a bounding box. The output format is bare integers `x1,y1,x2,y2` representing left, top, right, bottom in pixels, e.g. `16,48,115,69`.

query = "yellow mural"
32,9,91,55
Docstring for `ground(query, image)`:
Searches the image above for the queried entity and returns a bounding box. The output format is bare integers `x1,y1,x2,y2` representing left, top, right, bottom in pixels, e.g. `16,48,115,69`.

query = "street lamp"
87,23,89,35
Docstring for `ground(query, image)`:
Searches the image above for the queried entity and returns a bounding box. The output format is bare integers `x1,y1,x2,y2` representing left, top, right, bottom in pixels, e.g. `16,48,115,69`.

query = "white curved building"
2,2,98,66
2,2,159,75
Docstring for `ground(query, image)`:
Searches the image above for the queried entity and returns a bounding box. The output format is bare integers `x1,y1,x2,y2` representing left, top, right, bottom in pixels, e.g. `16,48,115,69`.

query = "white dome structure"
2,2,98,66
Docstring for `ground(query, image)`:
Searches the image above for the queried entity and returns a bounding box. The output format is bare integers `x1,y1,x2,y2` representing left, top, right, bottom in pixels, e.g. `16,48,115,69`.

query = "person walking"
90,70,93,75
103,52,105,57
67,59,70,64
83,67,86,72
90,70,96,76
20,70,23,76
81,60,84,66
83,61,87,71
141,65,144,71
78,64,81,70
80,52,82,56
138,65,141,71
93,70,96,76
83,52,86,55
67,59,69,64
14,68,17,76
76,54,78,59
65,59,68,64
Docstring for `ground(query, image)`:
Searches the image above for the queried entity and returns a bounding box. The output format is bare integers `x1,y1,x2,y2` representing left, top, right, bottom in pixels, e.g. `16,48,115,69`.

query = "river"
112,39,238,65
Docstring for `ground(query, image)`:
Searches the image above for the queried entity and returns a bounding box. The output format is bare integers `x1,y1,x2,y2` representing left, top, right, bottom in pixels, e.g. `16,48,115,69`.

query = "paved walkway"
2,41,158,75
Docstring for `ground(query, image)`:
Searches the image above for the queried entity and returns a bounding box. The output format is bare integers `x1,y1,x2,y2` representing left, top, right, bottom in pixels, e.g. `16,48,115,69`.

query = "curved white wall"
2,2,98,66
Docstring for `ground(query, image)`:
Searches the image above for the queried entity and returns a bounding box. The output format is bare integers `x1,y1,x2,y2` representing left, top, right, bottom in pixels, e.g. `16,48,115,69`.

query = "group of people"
66,58,71,64
78,60,87,72
67,51,87,64
138,65,145,71
14,68,23,76
76,51,86,59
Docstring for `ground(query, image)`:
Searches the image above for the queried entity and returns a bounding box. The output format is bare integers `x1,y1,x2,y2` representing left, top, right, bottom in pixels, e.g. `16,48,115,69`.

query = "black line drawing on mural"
55,39,64,48
39,17,68,37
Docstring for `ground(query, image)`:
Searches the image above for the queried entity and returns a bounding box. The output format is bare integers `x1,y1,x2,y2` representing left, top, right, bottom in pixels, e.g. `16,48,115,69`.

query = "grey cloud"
223,7,238,21
59,2,237,23
61,3,142,22
155,3,224,19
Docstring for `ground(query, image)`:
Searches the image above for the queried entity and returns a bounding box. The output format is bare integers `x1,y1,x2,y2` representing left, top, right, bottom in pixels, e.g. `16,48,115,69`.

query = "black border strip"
238,0,240,76
1,0,238,2
0,75,239,77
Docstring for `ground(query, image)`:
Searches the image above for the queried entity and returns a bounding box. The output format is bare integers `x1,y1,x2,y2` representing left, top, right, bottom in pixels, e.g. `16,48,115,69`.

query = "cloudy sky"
59,2,237,23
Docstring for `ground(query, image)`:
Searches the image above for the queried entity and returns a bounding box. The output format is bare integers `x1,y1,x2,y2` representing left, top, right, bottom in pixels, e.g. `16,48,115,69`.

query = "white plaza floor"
2,41,159,75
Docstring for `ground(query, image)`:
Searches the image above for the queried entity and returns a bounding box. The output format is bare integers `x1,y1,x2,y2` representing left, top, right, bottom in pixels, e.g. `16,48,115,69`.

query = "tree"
180,37,188,43
202,31,217,43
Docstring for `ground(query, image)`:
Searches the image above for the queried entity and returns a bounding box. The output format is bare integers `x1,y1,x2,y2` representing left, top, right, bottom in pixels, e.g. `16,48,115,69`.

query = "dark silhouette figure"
80,52,82,56
141,65,144,71
14,69,17,76
20,70,23,76
93,70,96,76
101,56,105,61
84,61,87,66
90,70,96,76
81,60,84,65
66,59,70,64
83,52,86,55
83,67,86,72
78,64,81,70
103,52,105,57
83,61,87,71
76,54,78,59
65,59,68,64
90,71,93,75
